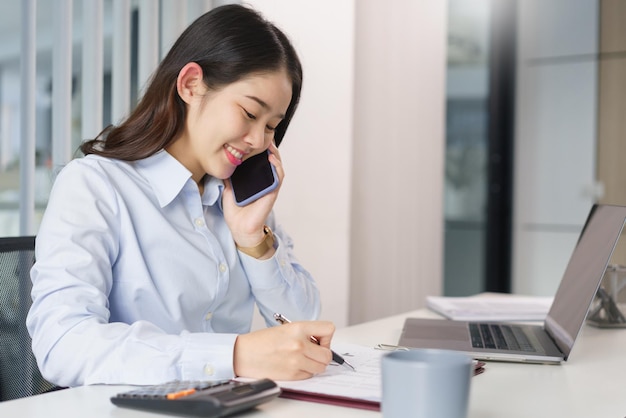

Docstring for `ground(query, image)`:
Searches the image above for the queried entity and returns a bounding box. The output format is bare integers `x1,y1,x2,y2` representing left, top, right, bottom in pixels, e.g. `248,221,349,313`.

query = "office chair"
0,236,56,401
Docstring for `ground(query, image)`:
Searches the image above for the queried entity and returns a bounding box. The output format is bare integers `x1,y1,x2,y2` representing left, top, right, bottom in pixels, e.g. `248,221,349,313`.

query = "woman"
27,4,334,387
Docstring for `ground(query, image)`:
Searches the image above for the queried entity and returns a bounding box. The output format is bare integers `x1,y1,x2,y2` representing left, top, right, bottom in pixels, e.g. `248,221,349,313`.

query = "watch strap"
236,225,275,258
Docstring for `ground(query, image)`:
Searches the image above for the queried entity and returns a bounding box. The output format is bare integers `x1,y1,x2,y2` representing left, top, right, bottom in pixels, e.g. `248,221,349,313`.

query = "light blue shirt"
26,151,320,387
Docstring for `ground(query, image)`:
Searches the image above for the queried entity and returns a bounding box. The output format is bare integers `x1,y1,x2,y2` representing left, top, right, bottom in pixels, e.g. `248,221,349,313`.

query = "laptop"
398,204,626,364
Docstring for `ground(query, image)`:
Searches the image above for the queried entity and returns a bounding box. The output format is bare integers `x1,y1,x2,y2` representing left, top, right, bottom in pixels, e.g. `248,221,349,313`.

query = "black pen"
273,313,356,371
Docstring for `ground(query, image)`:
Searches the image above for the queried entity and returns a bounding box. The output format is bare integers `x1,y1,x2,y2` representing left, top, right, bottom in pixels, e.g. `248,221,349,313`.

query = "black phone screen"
229,151,278,206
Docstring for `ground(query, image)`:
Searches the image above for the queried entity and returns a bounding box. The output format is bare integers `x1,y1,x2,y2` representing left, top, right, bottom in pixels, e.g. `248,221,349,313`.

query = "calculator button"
166,388,196,400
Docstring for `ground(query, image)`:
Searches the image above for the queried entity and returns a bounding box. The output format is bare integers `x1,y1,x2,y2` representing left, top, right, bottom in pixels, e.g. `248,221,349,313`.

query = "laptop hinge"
544,314,573,359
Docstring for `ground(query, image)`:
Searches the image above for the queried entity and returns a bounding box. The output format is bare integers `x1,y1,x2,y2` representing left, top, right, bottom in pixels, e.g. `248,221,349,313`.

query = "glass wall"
0,0,221,237
0,2,63,236
443,0,491,295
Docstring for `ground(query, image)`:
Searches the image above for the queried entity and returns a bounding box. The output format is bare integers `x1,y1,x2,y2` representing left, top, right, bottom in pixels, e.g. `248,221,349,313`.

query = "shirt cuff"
238,235,291,290
180,331,238,381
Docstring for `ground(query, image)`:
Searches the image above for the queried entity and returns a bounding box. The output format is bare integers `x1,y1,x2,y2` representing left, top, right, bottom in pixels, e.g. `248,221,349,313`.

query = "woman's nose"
244,125,267,150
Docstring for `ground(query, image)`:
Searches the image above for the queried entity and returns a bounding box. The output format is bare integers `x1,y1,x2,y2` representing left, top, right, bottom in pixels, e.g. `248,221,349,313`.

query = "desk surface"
3,308,626,418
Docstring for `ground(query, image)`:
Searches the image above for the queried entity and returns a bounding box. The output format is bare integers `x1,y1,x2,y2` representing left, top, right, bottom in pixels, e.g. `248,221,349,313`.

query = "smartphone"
229,151,278,206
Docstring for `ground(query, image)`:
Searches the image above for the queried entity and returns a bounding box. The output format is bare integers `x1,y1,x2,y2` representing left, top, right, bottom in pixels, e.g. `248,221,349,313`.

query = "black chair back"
0,236,56,401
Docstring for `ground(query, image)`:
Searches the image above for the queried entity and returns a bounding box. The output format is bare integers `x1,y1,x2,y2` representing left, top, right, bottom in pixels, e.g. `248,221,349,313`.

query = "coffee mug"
381,348,473,418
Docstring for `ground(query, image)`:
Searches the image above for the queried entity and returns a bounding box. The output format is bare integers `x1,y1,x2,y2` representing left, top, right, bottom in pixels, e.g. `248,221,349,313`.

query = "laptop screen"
545,204,626,359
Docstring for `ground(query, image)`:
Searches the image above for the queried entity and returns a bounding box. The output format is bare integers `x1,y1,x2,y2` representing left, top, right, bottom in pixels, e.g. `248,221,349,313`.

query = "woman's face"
169,68,292,183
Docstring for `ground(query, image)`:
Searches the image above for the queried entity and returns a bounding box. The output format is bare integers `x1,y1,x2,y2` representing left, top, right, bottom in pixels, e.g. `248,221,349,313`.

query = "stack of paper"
426,294,554,321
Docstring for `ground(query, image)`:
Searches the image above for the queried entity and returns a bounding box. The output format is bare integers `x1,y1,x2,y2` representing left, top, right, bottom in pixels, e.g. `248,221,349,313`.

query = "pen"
273,313,356,371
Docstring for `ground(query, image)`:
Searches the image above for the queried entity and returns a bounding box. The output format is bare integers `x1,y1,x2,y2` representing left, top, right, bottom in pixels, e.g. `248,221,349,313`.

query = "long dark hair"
80,4,302,160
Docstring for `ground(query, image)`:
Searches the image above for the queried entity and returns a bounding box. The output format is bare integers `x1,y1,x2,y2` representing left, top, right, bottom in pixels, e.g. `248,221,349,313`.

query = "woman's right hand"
222,142,284,250
233,321,336,380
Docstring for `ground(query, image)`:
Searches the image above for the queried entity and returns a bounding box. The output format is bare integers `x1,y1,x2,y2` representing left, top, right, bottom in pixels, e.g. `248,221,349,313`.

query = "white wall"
246,0,355,327
249,0,447,326
349,0,447,324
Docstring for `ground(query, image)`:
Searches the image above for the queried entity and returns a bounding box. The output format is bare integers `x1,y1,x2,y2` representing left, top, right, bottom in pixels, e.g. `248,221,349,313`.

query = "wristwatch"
236,225,275,258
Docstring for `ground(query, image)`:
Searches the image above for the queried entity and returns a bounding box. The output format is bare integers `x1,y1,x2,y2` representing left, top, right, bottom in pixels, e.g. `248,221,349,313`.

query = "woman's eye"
266,125,277,132
244,110,256,120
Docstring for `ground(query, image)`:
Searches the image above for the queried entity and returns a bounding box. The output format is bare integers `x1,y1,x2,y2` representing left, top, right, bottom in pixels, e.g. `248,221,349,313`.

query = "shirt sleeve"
26,161,238,387
238,212,321,327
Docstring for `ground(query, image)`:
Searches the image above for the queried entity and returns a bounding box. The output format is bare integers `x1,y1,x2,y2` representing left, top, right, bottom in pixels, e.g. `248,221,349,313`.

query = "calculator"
110,379,280,417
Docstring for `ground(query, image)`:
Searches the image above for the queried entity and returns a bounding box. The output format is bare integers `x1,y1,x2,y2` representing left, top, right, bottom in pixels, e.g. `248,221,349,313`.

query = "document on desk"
275,343,484,411
276,343,384,411
426,294,554,321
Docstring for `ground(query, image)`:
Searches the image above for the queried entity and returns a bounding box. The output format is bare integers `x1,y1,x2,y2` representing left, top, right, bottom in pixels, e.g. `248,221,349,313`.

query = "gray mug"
381,348,473,418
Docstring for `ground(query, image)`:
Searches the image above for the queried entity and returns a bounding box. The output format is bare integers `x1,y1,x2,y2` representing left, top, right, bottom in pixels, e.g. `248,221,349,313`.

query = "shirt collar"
135,150,193,207
136,150,225,208
202,176,225,208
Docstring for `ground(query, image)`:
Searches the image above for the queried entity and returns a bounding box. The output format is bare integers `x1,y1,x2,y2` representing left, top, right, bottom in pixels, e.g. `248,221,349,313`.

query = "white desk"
3,308,626,418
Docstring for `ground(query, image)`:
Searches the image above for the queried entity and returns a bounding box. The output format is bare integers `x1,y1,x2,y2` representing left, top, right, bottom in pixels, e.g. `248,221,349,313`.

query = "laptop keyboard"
469,323,537,352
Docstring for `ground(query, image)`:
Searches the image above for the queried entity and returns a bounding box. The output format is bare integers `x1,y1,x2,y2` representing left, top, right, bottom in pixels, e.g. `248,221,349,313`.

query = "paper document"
274,342,484,411
276,343,383,410
427,294,554,321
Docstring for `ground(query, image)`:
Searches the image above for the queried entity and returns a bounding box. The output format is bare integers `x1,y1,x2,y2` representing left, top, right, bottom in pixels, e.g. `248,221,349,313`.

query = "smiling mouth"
225,144,244,165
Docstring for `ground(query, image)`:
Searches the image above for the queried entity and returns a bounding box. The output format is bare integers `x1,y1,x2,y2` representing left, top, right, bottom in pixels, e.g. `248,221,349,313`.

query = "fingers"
268,139,280,155
297,320,336,348
288,339,331,377
267,148,284,183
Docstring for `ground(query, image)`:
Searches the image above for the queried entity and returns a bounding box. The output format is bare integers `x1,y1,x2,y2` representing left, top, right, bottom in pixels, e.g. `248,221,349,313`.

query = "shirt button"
219,263,227,273
204,312,213,321
203,364,215,376
194,218,205,227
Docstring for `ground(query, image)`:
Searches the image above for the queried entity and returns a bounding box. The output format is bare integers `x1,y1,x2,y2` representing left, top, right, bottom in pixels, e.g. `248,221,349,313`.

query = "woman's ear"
176,62,205,104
